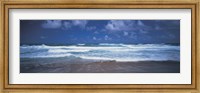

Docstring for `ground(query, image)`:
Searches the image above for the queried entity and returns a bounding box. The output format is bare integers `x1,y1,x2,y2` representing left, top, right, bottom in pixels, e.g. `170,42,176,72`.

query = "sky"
20,20,180,45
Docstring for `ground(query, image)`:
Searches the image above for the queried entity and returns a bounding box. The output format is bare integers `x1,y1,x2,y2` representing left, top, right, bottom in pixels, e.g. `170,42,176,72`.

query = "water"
20,43,180,62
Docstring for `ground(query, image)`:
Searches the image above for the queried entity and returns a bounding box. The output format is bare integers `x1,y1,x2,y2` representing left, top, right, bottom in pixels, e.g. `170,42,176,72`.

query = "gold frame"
0,0,199,93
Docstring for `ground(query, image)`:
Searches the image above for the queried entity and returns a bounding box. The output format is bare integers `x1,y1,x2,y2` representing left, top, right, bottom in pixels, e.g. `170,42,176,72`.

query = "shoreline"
20,58,180,73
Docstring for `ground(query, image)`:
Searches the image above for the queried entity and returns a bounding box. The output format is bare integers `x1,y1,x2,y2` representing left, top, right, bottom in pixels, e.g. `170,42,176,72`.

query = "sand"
20,58,180,73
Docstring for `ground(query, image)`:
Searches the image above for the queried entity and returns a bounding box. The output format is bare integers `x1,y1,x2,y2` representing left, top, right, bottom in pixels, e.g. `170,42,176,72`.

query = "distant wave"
77,43,85,46
20,43,180,62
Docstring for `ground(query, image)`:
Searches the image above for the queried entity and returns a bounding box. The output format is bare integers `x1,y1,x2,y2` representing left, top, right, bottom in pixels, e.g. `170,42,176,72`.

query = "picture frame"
0,0,199,93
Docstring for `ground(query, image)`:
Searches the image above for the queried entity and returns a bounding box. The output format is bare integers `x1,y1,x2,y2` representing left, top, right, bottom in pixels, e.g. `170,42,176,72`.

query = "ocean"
20,43,180,62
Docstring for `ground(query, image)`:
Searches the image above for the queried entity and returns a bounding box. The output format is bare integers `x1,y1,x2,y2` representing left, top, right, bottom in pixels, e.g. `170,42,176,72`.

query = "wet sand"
20,58,180,73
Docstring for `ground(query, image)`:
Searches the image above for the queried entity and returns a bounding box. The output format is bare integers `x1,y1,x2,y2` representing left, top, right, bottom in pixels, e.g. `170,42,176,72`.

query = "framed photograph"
1,0,199,93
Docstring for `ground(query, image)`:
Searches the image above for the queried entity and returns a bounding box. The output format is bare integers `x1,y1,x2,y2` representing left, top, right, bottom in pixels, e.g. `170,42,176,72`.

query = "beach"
20,58,180,73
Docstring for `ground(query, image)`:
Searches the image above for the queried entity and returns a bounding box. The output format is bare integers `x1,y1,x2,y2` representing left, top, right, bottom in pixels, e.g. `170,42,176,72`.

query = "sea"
20,43,180,62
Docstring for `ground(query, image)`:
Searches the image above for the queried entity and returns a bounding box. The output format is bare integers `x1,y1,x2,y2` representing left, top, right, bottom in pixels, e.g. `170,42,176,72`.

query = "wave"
20,44,180,61
77,43,85,46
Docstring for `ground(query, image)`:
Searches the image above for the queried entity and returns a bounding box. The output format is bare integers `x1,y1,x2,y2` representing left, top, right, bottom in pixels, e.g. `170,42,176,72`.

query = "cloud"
137,20,145,26
72,20,88,28
105,20,131,32
104,35,112,41
129,33,137,39
104,20,149,33
104,20,180,37
123,32,129,36
63,21,72,29
63,20,91,30
93,36,97,40
41,20,90,30
104,20,152,39
42,20,62,29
